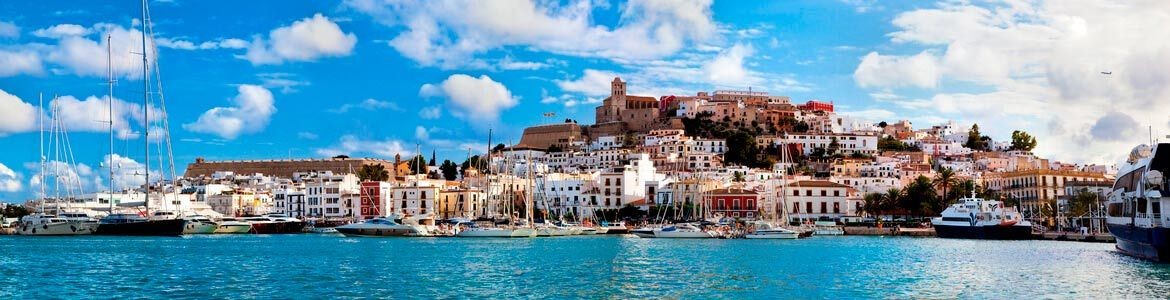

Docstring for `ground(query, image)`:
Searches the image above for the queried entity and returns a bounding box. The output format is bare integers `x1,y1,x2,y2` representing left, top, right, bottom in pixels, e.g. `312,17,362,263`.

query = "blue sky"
2,0,1168,202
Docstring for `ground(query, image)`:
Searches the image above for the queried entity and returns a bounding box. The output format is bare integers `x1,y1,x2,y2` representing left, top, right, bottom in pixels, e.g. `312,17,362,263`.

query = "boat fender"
43,224,49,230
70,225,76,232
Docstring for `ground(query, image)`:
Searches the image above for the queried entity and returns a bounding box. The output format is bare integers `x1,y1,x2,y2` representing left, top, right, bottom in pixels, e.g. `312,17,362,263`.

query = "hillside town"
8,77,1115,231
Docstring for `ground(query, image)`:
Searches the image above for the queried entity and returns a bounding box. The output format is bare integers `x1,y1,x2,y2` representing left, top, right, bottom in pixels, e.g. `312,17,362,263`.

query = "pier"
1032,232,1115,243
844,226,936,237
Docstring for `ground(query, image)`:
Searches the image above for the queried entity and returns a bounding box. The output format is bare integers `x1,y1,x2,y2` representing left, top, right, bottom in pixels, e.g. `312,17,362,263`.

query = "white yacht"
182,215,218,234
1106,143,1170,262
213,217,252,234
744,222,799,239
336,218,429,237
931,192,1032,239
631,225,659,238
812,221,845,236
653,223,715,239
17,213,97,235
457,226,537,238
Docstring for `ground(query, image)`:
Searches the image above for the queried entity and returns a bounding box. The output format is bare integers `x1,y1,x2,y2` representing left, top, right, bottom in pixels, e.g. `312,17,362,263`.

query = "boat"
631,226,657,238
96,213,186,236
243,214,306,234
17,213,97,236
456,225,537,238
744,221,799,239
213,217,252,234
653,223,715,239
812,221,845,236
182,215,218,234
930,192,1032,240
601,220,629,234
336,218,429,237
1106,143,1170,261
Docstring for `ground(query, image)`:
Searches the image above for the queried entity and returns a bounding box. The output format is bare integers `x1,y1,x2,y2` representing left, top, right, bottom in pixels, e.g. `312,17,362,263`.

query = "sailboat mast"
38,93,44,213
140,0,151,214
106,34,115,213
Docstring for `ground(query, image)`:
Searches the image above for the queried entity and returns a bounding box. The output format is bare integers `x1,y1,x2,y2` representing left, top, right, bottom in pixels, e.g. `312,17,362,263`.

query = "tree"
356,164,390,182
724,130,760,167
546,144,564,153
732,171,745,182
827,137,841,155
1068,188,1099,217
965,124,985,151
878,136,907,152
492,143,506,153
407,155,427,175
947,179,977,201
794,121,810,133
878,121,888,128
1010,130,1037,152
461,155,489,176
429,150,437,166
2,204,31,218
439,160,459,181
863,192,884,218
883,188,903,218
903,176,938,217
934,167,956,205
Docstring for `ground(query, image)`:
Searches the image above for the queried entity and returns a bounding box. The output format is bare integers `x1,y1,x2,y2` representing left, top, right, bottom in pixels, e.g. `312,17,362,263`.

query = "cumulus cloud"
0,89,39,135
854,51,940,88
49,94,162,139
418,106,441,119
157,37,248,50
45,23,156,79
556,69,620,97
183,85,276,139
704,43,755,86
256,72,310,94
242,14,357,65
346,0,716,69
419,74,518,123
852,1,1170,163
0,163,21,192
0,48,45,77
0,21,19,38
315,135,412,158
32,24,91,38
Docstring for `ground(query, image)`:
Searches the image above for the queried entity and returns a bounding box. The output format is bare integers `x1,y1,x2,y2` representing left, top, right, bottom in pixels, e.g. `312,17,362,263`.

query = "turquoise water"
2,234,1168,299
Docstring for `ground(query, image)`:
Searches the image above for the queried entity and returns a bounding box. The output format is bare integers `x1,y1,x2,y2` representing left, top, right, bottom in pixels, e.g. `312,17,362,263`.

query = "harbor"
0,233,1156,299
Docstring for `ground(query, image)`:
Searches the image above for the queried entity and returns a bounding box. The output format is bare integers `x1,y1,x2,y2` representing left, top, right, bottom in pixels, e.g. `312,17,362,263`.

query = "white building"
786,181,861,220
780,133,879,156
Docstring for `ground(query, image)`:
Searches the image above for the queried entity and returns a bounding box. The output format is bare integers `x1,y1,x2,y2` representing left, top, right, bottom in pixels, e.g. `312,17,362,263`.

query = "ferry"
931,192,1032,240
1106,143,1169,262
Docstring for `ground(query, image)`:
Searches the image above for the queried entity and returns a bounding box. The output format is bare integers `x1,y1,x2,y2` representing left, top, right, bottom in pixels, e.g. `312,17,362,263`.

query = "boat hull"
934,224,1032,240
183,222,218,234
631,228,656,238
744,232,799,239
249,221,306,234
457,228,534,238
17,221,96,236
96,219,186,236
604,226,629,234
654,231,714,238
1108,224,1170,262
336,226,423,237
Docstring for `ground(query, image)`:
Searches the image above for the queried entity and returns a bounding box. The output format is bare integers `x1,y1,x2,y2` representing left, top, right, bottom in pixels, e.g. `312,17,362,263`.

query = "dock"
1033,232,1115,243
844,226,936,237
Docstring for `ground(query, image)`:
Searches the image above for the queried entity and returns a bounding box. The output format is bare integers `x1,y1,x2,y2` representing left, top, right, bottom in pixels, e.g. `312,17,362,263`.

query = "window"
833,190,840,197
421,191,427,199
805,190,812,196
821,190,827,197
820,202,827,214
806,202,812,214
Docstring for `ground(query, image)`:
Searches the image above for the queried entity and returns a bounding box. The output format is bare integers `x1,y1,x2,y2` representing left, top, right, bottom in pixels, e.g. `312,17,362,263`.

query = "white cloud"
157,37,248,50
242,13,357,65
32,24,90,38
0,162,21,192
347,0,716,69
418,106,441,119
0,89,39,135
854,51,940,89
497,56,550,70
418,74,518,123
49,94,161,139
46,23,156,79
854,1,1170,163
704,43,755,86
328,98,401,113
256,72,310,94
0,48,45,77
556,69,620,97
0,21,21,38
414,126,430,140
315,135,412,158
183,85,276,139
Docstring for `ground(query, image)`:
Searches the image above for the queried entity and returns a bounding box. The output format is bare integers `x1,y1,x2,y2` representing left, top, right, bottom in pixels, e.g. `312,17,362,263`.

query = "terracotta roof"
628,198,648,206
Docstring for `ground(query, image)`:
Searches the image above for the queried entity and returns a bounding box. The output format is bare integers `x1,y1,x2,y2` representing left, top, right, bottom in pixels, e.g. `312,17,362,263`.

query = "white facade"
780,133,879,156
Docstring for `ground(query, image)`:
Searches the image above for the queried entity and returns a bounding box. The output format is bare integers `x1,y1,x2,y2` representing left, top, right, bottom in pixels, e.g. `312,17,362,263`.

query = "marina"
1,234,1165,299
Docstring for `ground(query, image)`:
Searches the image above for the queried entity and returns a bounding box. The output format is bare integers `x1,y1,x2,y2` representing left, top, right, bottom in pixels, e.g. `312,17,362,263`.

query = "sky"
1,0,1168,202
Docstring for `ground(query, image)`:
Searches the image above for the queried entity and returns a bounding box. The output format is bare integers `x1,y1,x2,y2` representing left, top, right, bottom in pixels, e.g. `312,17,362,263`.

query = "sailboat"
18,96,100,236
458,136,536,238
95,0,185,236
744,139,802,239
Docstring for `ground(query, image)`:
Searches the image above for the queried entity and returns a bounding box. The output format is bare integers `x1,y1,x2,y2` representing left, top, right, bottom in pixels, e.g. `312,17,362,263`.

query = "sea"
2,234,1168,299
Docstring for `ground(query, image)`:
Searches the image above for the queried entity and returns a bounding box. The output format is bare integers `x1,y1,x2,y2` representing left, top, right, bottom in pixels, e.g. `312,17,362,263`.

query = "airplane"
1101,71,1112,75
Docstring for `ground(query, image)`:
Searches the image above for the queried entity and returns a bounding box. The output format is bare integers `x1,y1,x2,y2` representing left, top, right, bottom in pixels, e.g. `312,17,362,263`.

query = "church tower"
611,77,627,108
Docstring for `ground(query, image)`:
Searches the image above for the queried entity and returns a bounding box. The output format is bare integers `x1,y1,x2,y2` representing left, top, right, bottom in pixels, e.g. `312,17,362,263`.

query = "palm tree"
863,192,883,219
883,188,902,219
357,164,390,182
934,167,956,204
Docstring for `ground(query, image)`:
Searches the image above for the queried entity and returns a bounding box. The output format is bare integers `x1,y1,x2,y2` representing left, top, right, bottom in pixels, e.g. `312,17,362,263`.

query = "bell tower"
611,77,627,108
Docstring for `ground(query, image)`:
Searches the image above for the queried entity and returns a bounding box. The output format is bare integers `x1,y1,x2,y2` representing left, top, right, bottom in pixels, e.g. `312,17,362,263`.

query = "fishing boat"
930,192,1032,240
182,215,218,234
213,217,252,234
336,218,429,237
1106,143,1170,261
